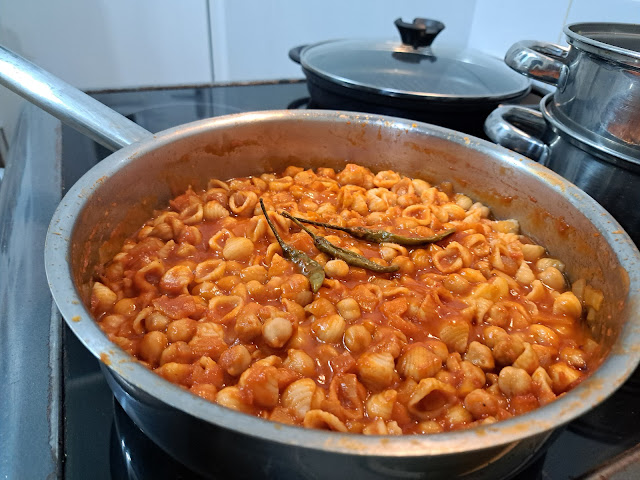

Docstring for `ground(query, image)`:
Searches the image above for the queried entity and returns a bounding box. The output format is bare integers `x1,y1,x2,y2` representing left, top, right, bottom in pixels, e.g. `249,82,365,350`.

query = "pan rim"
45,109,640,457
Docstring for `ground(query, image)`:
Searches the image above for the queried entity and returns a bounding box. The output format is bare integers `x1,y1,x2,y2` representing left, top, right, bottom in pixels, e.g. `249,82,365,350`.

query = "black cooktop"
1,80,638,480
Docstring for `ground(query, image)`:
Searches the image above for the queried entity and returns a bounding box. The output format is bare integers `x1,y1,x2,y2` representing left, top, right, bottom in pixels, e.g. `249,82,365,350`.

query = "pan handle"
484,105,550,163
0,46,152,151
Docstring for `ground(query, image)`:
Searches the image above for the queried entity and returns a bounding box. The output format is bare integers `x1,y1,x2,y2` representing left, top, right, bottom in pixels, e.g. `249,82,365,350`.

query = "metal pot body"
46,111,640,479
303,71,501,137
484,101,640,245
102,365,552,479
504,23,640,157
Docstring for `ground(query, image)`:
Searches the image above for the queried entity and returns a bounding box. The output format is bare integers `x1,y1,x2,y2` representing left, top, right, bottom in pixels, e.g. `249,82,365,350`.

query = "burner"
110,399,210,480
567,366,640,444
108,393,550,480
287,96,312,110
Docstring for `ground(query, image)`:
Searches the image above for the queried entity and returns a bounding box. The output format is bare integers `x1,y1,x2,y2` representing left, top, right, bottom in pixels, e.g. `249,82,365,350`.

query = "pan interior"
50,111,640,455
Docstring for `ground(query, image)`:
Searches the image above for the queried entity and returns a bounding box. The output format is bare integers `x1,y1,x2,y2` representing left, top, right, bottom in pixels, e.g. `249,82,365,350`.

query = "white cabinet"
0,0,213,149
0,0,212,90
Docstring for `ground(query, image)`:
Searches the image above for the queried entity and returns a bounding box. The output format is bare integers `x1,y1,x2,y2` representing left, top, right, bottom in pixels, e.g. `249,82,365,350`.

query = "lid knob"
394,18,445,49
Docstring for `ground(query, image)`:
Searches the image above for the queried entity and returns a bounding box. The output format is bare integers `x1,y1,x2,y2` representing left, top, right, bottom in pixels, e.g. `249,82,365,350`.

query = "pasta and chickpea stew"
90,163,604,436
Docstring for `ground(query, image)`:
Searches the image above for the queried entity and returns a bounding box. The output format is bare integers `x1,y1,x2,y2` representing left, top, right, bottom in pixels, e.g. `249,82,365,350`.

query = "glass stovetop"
4,79,638,479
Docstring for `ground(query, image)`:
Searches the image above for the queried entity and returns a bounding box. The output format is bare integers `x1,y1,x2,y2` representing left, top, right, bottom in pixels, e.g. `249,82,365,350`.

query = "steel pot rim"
564,22,640,67
540,93,640,170
45,109,640,458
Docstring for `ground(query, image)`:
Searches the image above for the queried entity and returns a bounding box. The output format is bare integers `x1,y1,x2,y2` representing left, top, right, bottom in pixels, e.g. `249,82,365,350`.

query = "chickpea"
559,347,587,369
465,341,495,371
336,298,361,321
219,345,252,376
324,259,349,278
536,257,565,273
553,291,582,318
139,331,168,366
464,389,500,419
529,324,560,348
166,318,197,343
312,314,346,344
443,274,471,294
498,367,532,396
521,244,545,262
159,341,193,365
548,362,583,393
262,316,293,348
113,298,137,317
145,311,170,332
344,324,372,353
391,256,415,275
234,310,262,342
538,267,565,291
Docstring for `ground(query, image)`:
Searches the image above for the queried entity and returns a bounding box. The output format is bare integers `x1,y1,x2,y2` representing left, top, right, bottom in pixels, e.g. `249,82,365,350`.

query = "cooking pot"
484,94,640,246
289,18,531,134
504,22,640,159
2,46,640,479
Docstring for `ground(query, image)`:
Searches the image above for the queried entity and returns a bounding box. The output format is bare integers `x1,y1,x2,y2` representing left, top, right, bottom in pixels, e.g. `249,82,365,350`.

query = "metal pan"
1,45,640,479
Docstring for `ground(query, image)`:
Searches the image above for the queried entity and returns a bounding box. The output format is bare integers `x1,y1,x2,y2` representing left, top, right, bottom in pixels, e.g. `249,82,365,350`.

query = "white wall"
209,0,477,82
0,0,212,153
1,0,640,154
468,0,640,59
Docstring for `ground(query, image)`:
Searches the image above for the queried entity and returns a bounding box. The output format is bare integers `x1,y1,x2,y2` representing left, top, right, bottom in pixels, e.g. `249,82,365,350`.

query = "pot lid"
299,18,531,104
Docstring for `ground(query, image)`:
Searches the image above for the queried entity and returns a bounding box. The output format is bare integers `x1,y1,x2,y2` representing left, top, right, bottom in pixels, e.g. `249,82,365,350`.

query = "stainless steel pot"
505,22,640,160
2,46,640,479
484,94,640,246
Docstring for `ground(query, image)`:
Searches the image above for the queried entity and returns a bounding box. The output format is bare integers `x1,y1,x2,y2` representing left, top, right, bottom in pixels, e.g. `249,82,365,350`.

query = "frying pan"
1,45,639,479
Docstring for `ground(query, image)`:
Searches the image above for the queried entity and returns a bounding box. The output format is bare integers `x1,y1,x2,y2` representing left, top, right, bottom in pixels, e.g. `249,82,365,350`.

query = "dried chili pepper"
260,199,325,293
280,211,399,274
289,215,455,246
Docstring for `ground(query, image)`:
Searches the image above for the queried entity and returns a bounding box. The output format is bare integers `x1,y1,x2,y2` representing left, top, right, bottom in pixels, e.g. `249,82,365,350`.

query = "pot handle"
504,41,570,88
288,45,307,64
484,105,550,163
0,45,152,152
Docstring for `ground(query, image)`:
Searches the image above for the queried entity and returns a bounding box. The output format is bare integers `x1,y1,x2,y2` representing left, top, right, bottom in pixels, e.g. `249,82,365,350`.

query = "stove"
1,80,639,480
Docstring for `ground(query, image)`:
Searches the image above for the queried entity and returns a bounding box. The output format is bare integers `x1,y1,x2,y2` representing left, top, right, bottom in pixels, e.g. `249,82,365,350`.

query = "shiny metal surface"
103,363,551,479
504,40,569,87
43,110,640,478
484,104,550,162
0,46,151,151
485,96,640,244
504,23,640,158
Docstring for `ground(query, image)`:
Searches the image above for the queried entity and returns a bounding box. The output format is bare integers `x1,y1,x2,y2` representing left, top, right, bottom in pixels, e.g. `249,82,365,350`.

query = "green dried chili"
280,211,399,274
289,215,456,246
259,199,325,293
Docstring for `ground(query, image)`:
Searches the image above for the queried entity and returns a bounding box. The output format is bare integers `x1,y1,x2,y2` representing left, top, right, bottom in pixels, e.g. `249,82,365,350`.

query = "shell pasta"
90,164,601,434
